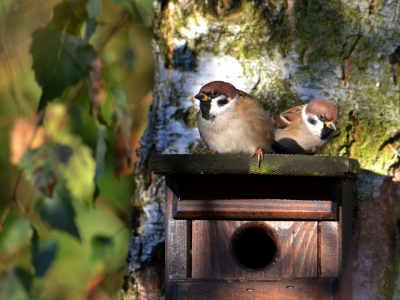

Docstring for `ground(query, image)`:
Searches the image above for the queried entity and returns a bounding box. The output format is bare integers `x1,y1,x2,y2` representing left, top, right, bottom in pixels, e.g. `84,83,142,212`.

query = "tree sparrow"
194,81,274,165
273,99,339,154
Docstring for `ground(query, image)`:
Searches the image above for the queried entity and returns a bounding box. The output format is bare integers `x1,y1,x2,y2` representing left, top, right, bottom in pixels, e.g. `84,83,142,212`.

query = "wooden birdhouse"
149,154,359,300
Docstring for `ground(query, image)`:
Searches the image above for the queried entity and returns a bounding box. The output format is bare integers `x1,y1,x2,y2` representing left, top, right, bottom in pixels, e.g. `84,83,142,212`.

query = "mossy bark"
123,1,400,299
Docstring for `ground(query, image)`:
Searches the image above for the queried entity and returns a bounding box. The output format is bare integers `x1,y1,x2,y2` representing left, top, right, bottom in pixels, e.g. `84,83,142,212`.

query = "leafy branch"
0,0,152,298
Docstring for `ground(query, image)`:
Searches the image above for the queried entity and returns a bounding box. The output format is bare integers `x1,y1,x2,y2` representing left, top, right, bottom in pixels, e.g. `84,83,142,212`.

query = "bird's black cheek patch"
200,101,213,121
320,127,334,140
307,117,316,125
217,99,229,107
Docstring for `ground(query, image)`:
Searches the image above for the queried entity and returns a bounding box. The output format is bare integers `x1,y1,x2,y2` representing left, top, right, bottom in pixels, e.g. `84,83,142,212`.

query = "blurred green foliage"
0,0,154,299
31,27,97,110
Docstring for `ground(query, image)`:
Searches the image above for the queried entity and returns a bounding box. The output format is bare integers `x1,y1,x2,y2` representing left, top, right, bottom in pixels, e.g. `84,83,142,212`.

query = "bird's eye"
211,91,219,97
318,114,324,121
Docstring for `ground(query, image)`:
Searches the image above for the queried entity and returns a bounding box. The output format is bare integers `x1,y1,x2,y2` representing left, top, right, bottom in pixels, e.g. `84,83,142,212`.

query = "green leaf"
93,125,107,199
85,18,97,42
110,0,136,13
21,141,96,202
20,144,73,197
100,86,115,126
31,229,58,277
94,125,107,184
35,185,81,239
30,27,97,111
0,269,30,300
39,104,96,203
113,89,132,165
133,0,154,27
111,0,153,26
85,0,102,41
88,0,102,18
64,140,96,204
15,268,34,294
48,0,89,36
89,235,113,266
0,213,31,253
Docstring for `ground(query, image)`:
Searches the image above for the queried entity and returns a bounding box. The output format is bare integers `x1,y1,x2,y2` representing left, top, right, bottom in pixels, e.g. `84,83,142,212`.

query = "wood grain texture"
163,174,353,299
320,222,340,277
173,199,337,220
191,220,318,278
336,178,353,300
165,178,191,299
172,278,336,300
149,154,360,177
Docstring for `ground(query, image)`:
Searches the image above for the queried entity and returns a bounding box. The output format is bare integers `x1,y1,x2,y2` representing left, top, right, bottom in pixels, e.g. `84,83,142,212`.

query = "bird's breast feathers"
197,100,272,153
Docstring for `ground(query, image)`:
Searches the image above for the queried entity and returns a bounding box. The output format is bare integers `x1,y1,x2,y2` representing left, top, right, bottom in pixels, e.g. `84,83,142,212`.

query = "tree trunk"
123,1,400,299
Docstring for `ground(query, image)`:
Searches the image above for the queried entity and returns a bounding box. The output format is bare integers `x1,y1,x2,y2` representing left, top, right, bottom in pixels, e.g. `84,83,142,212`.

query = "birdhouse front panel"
191,220,318,278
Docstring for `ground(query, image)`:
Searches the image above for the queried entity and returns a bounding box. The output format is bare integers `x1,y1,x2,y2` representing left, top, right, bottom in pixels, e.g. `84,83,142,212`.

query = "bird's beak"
324,121,336,130
194,93,210,102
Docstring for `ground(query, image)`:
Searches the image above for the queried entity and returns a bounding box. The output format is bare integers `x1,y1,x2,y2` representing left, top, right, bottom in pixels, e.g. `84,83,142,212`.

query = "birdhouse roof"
149,154,360,178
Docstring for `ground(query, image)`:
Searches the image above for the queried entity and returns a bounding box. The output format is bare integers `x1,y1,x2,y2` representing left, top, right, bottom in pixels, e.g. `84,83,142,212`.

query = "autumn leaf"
88,60,106,110
86,235,113,298
113,89,133,171
20,144,73,197
41,104,96,203
10,118,46,165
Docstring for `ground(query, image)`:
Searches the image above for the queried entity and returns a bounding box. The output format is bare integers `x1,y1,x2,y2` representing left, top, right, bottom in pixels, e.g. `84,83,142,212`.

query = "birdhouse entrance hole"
150,154,360,300
232,222,278,270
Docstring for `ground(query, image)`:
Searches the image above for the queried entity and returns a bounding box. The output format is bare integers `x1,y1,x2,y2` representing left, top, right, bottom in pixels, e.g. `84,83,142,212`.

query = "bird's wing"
238,90,254,100
273,105,304,128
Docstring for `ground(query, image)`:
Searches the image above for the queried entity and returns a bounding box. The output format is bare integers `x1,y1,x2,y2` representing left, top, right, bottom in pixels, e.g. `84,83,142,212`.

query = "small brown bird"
194,81,274,165
273,99,339,154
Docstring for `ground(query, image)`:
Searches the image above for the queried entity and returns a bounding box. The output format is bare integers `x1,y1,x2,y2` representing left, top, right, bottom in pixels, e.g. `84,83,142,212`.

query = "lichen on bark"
124,1,400,299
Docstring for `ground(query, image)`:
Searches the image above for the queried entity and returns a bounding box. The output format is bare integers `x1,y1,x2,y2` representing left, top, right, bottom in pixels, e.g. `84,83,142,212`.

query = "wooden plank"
149,154,360,177
191,220,318,278
320,222,340,277
172,278,336,300
175,174,335,201
165,177,191,300
336,178,353,300
173,199,337,220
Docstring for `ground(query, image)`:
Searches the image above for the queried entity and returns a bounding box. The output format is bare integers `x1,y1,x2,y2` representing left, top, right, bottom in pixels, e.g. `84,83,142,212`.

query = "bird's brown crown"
199,81,239,100
305,99,339,121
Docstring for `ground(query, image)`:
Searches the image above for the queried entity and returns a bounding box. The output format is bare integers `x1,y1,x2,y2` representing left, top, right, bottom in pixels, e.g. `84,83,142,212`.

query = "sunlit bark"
123,1,400,299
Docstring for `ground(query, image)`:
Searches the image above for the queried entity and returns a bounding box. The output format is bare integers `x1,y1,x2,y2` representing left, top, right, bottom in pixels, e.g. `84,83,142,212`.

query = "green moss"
188,140,208,154
290,0,349,64
183,106,199,128
154,0,293,64
255,85,303,115
321,104,398,175
154,0,399,177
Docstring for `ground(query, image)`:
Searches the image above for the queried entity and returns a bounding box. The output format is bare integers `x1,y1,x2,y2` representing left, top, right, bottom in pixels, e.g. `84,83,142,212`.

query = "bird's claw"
205,150,218,154
251,148,264,168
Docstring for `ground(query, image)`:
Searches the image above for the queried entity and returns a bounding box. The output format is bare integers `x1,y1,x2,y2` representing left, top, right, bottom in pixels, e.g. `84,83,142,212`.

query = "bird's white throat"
301,105,324,136
207,96,236,119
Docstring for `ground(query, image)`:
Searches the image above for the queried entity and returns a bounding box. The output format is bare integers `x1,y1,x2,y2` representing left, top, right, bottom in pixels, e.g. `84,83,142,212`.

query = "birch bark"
123,1,400,299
